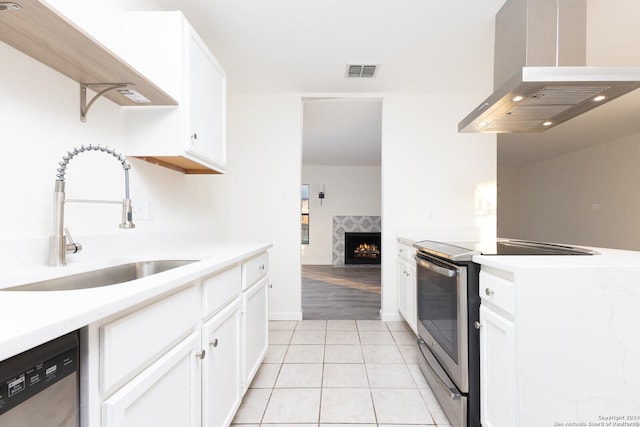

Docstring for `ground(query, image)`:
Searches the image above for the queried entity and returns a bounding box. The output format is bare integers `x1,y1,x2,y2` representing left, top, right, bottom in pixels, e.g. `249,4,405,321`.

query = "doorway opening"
300,97,383,320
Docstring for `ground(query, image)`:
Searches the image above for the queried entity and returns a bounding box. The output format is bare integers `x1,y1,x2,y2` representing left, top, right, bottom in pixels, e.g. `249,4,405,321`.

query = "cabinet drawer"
202,266,241,319
242,252,268,290
100,286,199,394
479,271,515,316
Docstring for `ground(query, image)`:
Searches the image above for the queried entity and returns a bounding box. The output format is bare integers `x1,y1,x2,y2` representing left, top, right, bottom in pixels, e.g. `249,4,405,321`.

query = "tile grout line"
258,331,291,425
317,324,326,425
258,320,448,427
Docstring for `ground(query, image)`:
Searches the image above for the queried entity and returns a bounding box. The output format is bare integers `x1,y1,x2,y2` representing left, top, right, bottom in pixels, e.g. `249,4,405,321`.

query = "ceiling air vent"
346,64,378,78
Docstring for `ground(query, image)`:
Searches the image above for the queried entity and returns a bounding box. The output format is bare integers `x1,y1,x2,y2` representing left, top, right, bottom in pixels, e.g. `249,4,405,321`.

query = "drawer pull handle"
210,339,219,348
485,288,494,296
196,350,206,360
474,321,482,329
259,264,265,271
191,133,198,140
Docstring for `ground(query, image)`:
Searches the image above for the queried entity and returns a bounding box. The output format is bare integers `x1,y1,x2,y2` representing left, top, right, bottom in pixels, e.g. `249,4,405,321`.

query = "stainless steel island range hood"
458,0,640,133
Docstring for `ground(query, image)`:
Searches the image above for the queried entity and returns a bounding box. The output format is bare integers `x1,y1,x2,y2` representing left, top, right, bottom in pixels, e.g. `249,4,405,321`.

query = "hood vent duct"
458,0,640,133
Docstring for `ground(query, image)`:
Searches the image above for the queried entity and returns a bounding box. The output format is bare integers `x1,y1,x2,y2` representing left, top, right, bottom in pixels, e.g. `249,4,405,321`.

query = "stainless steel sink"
2,260,197,292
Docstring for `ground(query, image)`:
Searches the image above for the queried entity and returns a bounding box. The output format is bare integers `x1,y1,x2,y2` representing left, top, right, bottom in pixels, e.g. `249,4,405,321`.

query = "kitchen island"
0,234,271,427
474,247,640,427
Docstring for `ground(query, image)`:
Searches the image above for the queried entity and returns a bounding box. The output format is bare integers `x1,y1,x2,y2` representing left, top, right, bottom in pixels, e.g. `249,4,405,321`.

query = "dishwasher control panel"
0,333,78,416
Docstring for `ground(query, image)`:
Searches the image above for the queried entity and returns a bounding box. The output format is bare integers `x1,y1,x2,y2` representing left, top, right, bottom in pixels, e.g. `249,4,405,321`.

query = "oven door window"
417,257,462,363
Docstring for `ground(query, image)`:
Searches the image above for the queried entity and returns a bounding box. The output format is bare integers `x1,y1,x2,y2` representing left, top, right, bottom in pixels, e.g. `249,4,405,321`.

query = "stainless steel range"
413,239,597,427
414,241,481,427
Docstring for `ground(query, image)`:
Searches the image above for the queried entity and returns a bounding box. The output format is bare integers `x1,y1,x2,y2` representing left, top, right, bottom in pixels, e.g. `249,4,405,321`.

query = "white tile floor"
232,319,452,427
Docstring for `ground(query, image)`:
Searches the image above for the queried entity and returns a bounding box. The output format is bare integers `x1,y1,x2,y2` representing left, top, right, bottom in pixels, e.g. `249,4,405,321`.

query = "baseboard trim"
269,311,303,321
380,310,403,322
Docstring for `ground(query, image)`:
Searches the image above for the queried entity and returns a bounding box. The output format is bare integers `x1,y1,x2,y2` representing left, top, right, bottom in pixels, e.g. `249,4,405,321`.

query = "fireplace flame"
354,243,379,258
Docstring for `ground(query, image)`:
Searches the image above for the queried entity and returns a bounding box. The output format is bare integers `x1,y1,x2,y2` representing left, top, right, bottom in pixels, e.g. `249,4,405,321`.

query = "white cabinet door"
102,333,201,427
186,30,226,165
398,259,417,334
202,298,242,427
242,276,269,390
397,258,409,323
479,305,516,427
123,11,226,174
406,261,417,333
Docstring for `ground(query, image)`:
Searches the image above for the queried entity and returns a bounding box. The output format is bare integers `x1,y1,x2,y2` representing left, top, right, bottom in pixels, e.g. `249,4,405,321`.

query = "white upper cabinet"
122,11,227,174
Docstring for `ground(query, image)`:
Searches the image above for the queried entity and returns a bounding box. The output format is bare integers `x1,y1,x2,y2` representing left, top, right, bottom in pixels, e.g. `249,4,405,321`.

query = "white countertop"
0,239,271,362
473,245,640,271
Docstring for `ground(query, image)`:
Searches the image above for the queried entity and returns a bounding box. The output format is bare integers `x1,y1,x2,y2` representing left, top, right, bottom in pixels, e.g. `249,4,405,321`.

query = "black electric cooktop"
413,239,598,262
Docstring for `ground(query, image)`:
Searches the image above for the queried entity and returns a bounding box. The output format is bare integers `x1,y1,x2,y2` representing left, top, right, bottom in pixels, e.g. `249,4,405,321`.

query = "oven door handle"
418,338,462,399
415,256,458,278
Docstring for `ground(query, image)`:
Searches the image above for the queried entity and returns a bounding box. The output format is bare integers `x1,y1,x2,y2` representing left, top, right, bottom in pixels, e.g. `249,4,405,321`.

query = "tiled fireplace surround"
332,216,382,266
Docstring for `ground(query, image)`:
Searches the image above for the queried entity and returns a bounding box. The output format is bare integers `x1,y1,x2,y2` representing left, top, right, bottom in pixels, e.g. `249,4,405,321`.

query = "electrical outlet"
592,203,600,211
133,201,153,221
132,201,146,221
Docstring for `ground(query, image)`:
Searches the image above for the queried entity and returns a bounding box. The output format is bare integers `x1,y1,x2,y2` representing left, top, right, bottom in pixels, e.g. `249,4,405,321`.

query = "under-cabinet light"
118,89,151,103
0,2,22,11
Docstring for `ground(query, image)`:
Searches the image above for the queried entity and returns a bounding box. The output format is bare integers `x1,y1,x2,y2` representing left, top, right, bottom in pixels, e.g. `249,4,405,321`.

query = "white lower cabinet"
202,298,242,427
407,262,416,331
102,332,201,427
242,276,269,390
100,286,200,396
397,258,409,319
83,250,270,427
479,305,516,427
396,241,417,333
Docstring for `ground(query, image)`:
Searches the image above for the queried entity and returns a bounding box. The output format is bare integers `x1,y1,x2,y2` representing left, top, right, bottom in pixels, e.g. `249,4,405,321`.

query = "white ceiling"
154,0,506,165
155,0,640,167
157,0,506,94
302,98,382,166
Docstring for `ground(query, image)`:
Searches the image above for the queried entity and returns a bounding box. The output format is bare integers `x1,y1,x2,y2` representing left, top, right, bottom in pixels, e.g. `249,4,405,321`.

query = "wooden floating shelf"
133,156,223,175
0,0,178,108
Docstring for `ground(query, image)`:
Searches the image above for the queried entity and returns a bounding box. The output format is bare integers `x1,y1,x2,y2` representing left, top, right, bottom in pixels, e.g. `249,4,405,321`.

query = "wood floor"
301,265,381,320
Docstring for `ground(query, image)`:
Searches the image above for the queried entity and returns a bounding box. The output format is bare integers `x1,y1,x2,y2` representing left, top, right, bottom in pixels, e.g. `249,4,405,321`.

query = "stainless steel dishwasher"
0,331,79,427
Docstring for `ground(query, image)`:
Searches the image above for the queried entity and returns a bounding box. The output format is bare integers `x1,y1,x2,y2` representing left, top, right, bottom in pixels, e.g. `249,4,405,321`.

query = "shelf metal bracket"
80,83,134,122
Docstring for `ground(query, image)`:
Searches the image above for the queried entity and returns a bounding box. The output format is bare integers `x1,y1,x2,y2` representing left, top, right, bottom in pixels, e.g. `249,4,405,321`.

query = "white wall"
499,132,640,250
496,0,640,249
213,94,303,320
380,93,496,319
214,92,496,321
0,35,225,263
2,1,497,322
301,165,382,265
497,165,522,239
587,0,640,66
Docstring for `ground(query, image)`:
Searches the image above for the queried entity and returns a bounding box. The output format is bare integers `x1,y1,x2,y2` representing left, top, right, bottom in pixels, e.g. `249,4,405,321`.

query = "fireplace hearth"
344,232,381,265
